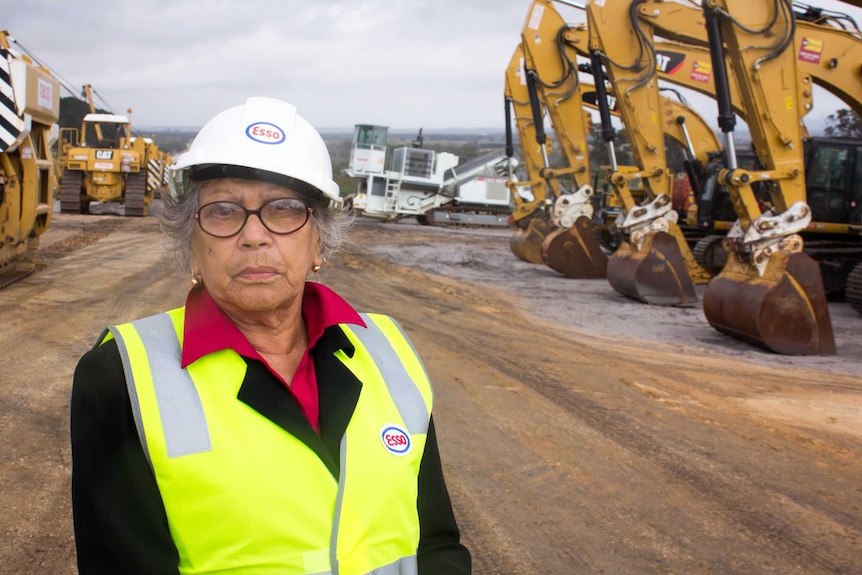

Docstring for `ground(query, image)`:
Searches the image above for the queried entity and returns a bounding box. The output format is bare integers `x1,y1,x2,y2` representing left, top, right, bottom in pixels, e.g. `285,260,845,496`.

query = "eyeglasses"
195,198,313,238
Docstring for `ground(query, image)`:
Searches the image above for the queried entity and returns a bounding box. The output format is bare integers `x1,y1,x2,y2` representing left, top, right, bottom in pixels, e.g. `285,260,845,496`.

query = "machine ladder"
384,177,402,213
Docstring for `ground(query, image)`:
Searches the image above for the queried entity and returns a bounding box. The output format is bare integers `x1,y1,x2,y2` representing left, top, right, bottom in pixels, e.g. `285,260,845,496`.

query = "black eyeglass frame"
194,197,313,238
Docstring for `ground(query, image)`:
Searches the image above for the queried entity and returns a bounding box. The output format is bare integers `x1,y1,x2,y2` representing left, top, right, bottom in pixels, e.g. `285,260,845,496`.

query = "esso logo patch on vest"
245,122,284,145
380,425,411,456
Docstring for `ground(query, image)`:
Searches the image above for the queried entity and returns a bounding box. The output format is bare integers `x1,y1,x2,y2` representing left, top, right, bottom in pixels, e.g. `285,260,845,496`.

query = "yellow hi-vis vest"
106,308,433,575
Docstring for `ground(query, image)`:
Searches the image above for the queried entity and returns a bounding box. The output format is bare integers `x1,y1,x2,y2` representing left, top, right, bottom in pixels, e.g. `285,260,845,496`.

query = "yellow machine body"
0,31,60,282
59,85,171,217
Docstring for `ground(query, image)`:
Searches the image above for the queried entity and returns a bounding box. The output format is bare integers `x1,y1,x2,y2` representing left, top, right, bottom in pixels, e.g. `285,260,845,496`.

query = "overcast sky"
6,0,862,132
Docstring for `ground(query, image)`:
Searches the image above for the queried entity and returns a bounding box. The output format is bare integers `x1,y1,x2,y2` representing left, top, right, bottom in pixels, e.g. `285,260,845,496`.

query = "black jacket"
71,323,471,574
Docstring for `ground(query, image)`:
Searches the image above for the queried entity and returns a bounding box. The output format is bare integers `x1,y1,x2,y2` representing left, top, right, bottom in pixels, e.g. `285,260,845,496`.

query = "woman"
71,97,471,575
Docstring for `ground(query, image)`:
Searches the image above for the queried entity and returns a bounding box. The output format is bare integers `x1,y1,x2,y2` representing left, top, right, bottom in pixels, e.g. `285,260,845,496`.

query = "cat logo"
582,91,619,113
655,50,686,75
95,150,114,160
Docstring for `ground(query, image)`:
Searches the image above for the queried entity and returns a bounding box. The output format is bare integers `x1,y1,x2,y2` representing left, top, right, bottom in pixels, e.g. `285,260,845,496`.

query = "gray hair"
160,178,354,274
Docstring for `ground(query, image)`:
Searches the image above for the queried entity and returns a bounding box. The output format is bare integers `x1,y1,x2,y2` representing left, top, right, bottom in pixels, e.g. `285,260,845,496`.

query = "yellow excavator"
518,10,609,278
0,31,60,287
528,0,857,351
577,0,713,306
520,0,727,288
696,0,837,354
647,37,862,281
577,70,726,236
505,44,563,264
561,21,755,249
635,0,862,334
560,0,851,352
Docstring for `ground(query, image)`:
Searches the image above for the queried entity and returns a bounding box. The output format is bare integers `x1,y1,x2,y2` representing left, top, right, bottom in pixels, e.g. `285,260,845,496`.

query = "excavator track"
594,227,621,253
0,238,38,290
124,172,148,217
59,169,84,215
0,267,33,290
417,208,509,229
847,262,862,316
692,234,728,277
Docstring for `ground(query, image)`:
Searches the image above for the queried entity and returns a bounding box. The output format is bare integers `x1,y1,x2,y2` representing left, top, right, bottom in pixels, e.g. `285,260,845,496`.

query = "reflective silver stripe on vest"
110,325,151,467
367,556,418,575
354,314,430,435
112,313,212,464
321,553,417,575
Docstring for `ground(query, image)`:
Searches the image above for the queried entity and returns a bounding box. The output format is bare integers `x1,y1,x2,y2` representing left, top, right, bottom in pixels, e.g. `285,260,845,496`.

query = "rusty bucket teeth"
607,231,698,306
703,251,836,355
510,218,553,264
540,216,608,278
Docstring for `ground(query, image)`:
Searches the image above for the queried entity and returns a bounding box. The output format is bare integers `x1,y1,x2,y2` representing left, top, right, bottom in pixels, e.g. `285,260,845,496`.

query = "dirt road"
1,208,860,574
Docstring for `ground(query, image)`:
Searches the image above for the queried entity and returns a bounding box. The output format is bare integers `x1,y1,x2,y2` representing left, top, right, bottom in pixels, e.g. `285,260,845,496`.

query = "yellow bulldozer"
0,31,60,286
59,85,171,217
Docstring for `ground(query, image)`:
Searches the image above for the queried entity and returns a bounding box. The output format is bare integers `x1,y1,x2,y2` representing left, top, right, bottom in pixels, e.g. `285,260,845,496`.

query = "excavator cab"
804,138,862,225
798,138,862,295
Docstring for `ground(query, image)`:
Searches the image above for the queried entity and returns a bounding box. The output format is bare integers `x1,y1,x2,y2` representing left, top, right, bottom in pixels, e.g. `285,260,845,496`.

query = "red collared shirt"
180,282,364,432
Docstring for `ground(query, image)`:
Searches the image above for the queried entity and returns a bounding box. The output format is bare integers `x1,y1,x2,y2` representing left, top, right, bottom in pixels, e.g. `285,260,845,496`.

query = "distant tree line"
824,108,862,138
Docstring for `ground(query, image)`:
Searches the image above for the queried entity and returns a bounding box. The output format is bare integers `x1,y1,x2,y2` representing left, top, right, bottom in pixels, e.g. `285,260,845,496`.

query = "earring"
191,274,203,287
311,264,321,273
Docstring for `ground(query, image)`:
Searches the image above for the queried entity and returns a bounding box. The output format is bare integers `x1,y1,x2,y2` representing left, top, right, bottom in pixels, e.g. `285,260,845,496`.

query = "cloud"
6,0,862,131
9,0,536,128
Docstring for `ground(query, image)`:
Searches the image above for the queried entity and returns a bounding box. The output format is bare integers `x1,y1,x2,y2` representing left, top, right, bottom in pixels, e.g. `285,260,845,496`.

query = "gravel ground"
1,206,859,574
351,217,862,378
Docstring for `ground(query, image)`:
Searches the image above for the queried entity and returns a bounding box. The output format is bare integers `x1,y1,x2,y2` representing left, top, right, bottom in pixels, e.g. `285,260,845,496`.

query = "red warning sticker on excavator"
690,61,711,83
798,37,823,64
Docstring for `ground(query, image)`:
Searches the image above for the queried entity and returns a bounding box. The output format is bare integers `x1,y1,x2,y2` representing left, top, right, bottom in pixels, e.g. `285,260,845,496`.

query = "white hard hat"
169,97,339,201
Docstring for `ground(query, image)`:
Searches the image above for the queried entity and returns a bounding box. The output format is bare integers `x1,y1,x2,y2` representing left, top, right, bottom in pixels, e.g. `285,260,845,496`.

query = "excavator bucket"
510,217,553,264
607,231,698,306
703,252,836,355
540,216,608,278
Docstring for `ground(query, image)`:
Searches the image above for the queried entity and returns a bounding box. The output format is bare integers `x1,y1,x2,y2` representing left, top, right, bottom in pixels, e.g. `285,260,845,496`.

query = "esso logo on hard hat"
380,424,411,456
246,122,284,145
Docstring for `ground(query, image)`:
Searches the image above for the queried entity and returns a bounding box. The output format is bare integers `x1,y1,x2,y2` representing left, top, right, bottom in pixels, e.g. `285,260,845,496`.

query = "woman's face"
191,178,321,321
